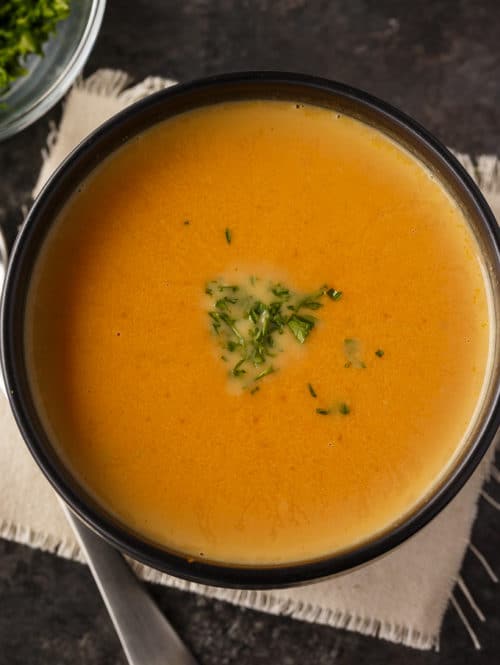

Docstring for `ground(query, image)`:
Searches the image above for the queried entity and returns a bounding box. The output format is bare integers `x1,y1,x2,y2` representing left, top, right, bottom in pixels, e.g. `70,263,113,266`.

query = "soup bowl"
1,72,499,589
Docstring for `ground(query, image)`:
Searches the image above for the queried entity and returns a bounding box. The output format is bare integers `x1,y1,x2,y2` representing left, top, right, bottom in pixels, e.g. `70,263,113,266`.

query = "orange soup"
26,100,491,564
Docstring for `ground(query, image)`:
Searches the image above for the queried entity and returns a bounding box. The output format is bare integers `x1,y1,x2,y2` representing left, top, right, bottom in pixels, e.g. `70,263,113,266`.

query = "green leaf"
232,359,246,377
326,288,343,301
271,284,290,298
255,366,275,381
287,314,315,344
208,311,221,334
215,298,228,311
219,312,244,345
301,301,323,310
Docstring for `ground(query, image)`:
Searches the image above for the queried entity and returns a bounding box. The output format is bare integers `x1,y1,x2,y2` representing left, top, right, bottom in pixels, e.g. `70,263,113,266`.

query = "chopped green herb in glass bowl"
0,0,105,141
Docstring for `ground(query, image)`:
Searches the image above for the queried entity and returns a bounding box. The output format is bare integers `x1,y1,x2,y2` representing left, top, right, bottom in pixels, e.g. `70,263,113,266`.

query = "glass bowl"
0,0,106,142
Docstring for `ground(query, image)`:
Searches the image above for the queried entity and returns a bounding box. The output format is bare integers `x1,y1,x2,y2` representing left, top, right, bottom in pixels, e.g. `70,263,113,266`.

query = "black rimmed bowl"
1,72,499,589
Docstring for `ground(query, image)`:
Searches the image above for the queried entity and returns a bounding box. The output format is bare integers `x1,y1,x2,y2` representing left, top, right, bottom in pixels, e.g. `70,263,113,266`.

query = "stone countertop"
0,1,499,663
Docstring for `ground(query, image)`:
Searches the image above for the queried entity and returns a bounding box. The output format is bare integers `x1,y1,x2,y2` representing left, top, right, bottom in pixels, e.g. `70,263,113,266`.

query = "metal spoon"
0,231,198,665
62,504,199,665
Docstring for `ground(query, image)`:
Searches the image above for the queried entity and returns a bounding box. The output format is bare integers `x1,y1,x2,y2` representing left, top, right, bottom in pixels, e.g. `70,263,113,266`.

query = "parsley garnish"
0,1,70,92
287,314,315,343
375,349,385,358
206,277,340,387
271,284,290,298
255,366,275,381
232,359,247,377
308,383,317,398
326,288,343,301
315,402,351,416
292,286,328,312
225,228,232,244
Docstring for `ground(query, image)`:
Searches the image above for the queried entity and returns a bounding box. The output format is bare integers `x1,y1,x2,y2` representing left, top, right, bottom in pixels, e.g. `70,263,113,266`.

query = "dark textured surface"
1,1,499,663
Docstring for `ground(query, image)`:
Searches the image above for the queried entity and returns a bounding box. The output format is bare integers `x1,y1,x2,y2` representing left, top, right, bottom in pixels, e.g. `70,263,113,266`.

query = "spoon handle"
62,504,199,665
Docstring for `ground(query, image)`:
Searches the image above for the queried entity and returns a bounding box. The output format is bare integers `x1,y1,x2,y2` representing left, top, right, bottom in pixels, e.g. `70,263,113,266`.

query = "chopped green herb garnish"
221,355,228,362
287,314,315,344
206,277,341,387
208,311,222,334
271,284,290,298
308,383,317,398
183,220,190,225
215,296,239,311
293,286,327,312
326,288,343,301
375,349,385,358
215,298,228,311
219,313,244,345
255,366,275,381
232,359,247,377
250,386,260,395
316,403,350,415
301,300,323,310
0,0,70,93
225,228,232,244
344,361,352,368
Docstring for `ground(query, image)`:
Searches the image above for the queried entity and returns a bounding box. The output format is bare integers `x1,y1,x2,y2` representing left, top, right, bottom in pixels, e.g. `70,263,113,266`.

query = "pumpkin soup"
25,100,491,564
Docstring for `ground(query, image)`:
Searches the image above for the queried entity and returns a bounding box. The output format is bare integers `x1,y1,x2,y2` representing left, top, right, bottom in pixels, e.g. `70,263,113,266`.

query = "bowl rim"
0,0,106,142
2,71,499,589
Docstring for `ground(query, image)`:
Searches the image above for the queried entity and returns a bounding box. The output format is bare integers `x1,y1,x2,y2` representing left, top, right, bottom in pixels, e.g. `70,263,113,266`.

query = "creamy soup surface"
26,100,490,564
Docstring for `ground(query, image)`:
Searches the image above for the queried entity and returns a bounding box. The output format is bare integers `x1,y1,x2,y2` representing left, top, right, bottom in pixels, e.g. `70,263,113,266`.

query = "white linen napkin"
2,70,499,651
